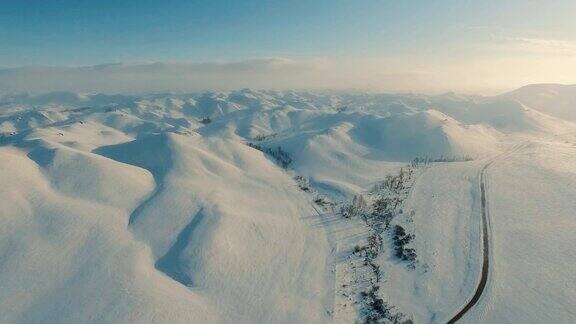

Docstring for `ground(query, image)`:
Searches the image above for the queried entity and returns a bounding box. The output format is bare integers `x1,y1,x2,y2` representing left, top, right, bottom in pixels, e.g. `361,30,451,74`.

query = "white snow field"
0,84,575,323
464,139,576,323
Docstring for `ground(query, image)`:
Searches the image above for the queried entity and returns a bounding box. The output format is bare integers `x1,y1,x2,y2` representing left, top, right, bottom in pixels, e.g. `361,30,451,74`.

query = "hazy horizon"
1,60,574,96
2,0,576,94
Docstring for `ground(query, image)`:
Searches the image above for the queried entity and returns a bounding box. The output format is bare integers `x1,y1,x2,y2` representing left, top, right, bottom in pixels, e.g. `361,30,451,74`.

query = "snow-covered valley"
1,84,576,323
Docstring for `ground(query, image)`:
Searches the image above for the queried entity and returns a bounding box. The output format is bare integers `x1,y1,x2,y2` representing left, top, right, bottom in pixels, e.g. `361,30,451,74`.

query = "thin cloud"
489,35,576,55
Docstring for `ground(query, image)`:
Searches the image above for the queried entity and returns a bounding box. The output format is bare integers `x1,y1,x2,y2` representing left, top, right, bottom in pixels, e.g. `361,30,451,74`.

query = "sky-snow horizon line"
1,58,574,96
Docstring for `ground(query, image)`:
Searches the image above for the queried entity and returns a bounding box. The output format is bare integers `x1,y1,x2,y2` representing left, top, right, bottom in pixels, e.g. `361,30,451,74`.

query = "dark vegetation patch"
247,143,292,169
339,167,420,323
393,225,416,266
252,133,277,141
410,155,473,167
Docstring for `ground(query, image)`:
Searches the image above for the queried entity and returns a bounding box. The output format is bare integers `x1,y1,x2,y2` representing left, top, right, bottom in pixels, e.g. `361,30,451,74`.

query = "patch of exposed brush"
247,143,293,169
339,166,421,323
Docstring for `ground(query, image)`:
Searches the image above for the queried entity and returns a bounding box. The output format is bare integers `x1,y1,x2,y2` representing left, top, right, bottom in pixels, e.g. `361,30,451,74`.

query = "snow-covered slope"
1,86,575,323
0,145,217,324
499,83,576,121
465,140,576,323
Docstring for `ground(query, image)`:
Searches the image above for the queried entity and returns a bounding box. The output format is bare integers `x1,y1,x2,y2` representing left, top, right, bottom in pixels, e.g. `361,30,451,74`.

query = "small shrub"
393,225,416,264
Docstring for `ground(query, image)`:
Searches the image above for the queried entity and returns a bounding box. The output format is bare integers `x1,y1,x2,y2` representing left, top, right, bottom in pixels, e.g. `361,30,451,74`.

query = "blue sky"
1,0,575,92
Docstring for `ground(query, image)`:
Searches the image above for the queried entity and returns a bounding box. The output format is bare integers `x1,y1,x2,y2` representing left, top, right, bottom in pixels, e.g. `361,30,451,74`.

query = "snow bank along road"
446,144,525,323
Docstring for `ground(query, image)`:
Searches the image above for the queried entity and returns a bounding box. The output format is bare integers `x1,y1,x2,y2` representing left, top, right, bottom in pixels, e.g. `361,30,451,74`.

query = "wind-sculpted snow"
95,132,332,323
0,85,575,323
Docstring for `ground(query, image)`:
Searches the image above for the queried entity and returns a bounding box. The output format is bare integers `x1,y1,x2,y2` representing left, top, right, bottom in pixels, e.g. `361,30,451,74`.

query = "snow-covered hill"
1,86,575,323
499,83,576,121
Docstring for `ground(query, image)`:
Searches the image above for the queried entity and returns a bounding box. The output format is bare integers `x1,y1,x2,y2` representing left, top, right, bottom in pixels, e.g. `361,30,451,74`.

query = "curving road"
446,145,524,323
446,160,493,323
